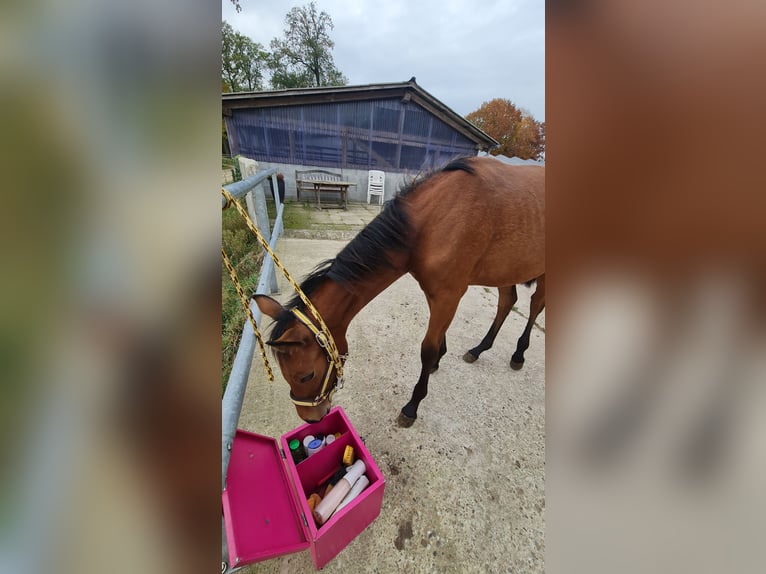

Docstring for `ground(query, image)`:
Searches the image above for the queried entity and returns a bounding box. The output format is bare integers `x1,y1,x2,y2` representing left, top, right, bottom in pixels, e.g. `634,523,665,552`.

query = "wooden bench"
295,169,354,209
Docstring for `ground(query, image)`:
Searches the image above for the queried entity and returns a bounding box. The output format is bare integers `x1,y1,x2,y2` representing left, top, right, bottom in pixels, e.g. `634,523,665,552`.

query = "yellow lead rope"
221,188,345,383
222,246,274,383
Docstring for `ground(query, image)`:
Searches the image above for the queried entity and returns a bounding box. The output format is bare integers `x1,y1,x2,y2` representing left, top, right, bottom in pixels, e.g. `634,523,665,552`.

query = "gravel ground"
234,237,545,573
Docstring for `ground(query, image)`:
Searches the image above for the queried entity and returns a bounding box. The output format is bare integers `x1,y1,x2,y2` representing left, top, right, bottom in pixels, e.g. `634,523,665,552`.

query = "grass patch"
222,201,264,393
267,201,315,230
284,204,315,229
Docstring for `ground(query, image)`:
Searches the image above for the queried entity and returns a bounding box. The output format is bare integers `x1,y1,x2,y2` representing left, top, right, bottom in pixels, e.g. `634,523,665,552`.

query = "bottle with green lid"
289,438,306,464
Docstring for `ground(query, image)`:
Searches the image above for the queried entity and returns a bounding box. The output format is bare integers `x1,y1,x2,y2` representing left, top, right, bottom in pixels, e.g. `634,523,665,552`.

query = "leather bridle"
288,308,347,407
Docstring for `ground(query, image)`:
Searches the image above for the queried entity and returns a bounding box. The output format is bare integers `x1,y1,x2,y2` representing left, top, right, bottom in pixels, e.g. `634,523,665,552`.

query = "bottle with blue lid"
306,438,325,457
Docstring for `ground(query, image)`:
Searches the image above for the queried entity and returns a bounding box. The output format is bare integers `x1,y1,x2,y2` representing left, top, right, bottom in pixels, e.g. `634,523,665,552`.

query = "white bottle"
332,474,370,517
302,435,315,457
312,460,366,525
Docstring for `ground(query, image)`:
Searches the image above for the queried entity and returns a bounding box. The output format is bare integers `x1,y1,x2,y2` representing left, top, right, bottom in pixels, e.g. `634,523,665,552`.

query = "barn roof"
222,79,499,151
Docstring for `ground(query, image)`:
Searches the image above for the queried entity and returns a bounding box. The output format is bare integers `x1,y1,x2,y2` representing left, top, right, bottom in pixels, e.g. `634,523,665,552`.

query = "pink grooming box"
222,406,385,570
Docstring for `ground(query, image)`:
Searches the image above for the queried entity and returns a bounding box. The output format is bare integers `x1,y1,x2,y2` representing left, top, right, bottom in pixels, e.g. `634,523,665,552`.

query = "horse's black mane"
266,156,476,342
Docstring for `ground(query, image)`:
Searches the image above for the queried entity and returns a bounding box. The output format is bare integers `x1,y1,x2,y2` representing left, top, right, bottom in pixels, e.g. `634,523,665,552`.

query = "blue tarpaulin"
225,98,477,172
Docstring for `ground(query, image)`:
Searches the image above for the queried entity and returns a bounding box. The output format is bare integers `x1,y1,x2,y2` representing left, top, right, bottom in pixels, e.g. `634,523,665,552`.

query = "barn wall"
250,160,413,204
225,98,477,173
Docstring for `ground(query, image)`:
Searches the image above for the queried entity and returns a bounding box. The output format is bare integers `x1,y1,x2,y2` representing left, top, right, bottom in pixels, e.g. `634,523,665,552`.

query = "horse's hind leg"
511,275,545,370
463,285,517,363
398,293,462,427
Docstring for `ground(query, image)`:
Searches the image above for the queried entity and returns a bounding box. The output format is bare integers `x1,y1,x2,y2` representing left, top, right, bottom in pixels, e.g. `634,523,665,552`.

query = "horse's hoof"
397,411,417,428
463,352,478,363
510,359,525,370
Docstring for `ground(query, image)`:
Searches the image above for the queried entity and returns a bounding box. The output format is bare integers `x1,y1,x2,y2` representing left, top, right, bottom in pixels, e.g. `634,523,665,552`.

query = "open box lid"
222,429,310,567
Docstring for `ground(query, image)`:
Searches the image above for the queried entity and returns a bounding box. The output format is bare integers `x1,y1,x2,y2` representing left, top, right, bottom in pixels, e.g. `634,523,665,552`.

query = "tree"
268,2,348,89
466,99,545,160
222,21,268,92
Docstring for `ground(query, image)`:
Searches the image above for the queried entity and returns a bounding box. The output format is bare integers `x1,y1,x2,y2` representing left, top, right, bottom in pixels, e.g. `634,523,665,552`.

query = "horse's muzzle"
297,401,331,423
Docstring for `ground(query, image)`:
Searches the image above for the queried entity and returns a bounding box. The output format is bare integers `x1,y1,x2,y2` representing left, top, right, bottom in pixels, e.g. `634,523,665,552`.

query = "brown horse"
255,156,545,426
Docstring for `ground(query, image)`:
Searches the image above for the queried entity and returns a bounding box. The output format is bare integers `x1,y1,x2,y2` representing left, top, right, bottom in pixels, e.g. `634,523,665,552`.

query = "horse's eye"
299,371,314,384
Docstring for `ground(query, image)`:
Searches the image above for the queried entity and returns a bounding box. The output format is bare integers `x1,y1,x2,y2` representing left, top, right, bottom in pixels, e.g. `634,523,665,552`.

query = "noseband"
289,308,347,407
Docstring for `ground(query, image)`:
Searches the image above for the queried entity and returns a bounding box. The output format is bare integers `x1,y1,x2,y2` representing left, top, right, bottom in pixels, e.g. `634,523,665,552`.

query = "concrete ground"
235,202,545,573
282,202,386,240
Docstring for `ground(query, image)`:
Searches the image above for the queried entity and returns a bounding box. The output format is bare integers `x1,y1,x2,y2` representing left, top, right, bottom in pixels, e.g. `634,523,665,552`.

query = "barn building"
222,79,498,203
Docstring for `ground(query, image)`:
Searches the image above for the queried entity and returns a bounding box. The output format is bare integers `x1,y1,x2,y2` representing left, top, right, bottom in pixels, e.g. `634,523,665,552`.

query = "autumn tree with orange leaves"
466,99,545,160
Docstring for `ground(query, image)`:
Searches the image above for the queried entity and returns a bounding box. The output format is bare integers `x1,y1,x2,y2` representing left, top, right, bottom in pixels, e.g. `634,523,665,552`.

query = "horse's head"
254,295,344,423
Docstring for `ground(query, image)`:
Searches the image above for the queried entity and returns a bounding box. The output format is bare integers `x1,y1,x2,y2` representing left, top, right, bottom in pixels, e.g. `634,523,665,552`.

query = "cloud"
222,0,544,119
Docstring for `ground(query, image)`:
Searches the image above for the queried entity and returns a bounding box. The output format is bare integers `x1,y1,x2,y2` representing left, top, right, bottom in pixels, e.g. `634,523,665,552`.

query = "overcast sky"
222,0,544,121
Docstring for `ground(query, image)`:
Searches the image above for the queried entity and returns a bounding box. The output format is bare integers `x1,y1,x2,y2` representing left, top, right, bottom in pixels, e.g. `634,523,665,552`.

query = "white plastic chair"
367,170,385,205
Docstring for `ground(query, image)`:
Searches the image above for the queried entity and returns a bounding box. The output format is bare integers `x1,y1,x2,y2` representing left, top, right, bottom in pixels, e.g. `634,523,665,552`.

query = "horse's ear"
253,294,286,319
253,295,305,349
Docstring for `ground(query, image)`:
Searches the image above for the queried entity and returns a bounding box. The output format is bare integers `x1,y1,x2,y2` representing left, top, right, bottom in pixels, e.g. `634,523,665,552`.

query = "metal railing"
221,167,282,485
221,167,284,572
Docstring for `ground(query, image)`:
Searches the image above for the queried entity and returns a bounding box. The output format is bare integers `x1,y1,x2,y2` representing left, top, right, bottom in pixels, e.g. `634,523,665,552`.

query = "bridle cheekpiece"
289,308,347,407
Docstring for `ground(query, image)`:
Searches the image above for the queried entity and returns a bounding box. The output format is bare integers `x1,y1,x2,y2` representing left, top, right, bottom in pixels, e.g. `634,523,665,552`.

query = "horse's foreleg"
511,275,545,370
398,294,461,427
431,336,447,373
464,285,517,363
397,342,440,427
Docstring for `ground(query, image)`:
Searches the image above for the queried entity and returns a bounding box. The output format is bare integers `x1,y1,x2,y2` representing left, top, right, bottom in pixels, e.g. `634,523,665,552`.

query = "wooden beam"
409,94,490,146
395,103,406,170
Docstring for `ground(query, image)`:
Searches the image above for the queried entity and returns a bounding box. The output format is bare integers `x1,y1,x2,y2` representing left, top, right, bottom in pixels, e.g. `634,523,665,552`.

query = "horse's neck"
310,257,408,343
